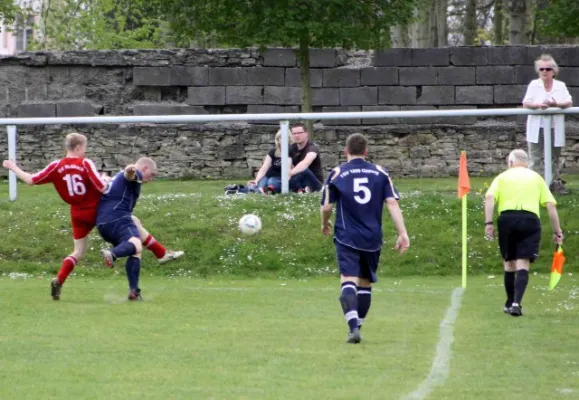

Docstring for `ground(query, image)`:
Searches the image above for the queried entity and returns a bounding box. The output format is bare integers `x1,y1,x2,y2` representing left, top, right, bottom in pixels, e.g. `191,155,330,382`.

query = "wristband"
485,221,493,225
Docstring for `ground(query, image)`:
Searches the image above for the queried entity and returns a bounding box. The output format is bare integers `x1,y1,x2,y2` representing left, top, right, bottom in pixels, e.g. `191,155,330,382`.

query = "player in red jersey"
3,133,183,300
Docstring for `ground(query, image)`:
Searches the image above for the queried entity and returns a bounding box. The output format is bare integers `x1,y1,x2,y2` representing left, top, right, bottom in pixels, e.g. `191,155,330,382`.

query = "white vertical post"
280,120,290,194
544,116,553,185
7,125,17,201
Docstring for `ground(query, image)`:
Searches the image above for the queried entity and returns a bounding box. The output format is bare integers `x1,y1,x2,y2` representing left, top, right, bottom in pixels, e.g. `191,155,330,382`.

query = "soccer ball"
238,214,262,235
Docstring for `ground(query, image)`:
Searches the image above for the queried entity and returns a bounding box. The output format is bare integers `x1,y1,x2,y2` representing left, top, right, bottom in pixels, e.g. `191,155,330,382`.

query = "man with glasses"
288,123,324,192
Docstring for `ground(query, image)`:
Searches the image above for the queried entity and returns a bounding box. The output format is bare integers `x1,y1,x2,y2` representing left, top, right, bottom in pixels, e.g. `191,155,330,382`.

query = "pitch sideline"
401,287,464,400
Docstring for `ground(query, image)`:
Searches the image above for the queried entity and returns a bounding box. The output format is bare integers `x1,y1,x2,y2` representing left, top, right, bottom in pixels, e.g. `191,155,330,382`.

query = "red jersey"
31,157,107,210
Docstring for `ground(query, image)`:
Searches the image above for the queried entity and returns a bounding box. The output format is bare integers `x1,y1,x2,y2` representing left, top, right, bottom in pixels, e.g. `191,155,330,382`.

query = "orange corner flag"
549,245,566,291
458,151,471,199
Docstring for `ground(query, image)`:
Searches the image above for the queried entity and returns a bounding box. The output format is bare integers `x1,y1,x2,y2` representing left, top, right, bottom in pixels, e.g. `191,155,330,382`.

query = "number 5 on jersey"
353,177,371,204
63,174,87,196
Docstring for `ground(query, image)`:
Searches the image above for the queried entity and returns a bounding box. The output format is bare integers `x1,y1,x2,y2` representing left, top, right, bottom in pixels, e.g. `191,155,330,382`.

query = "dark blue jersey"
320,158,399,251
96,170,143,225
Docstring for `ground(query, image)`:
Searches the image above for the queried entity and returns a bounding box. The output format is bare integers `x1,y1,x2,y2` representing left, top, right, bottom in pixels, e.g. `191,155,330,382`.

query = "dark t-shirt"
265,148,282,178
320,158,399,251
97,170,142,225
289,141,323,182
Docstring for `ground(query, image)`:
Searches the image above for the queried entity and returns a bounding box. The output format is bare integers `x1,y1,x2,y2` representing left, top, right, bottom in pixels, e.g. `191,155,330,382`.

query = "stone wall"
2,46,579,179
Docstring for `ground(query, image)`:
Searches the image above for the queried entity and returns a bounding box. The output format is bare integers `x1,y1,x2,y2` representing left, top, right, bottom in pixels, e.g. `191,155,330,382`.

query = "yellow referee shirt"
485,167,556,217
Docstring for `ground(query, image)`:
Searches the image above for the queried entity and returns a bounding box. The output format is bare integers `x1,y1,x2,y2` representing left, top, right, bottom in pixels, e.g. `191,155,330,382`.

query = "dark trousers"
289,169,322,192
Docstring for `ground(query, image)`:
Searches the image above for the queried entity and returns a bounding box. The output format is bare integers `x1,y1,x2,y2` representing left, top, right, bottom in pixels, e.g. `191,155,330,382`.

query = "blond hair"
535,54,559,76
136,157,157,172
274,129,291,157
65,133,87,151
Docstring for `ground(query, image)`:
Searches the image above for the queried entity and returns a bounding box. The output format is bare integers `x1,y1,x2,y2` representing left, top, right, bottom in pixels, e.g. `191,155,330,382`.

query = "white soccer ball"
238,214,262,235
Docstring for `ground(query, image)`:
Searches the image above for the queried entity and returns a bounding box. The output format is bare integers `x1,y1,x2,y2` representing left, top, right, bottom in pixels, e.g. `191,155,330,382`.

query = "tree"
493,0,505,44
537,0,579,40
435,0,448,47
463,0,477,45
160,0,418,132
0,1,20,27
507,0,533,44
32,0,169,50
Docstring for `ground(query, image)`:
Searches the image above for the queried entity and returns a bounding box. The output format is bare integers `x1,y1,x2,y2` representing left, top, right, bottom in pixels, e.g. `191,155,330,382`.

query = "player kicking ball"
320,133,410,344
3,133,183,301
96,158,157,300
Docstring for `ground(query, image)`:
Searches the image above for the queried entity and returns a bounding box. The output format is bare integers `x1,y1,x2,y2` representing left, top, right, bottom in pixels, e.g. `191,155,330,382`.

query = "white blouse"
522,78,572,146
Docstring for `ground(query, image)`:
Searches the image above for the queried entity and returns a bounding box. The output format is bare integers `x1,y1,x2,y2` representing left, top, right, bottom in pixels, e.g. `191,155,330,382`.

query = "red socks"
56,256,77,284
143,235,166,259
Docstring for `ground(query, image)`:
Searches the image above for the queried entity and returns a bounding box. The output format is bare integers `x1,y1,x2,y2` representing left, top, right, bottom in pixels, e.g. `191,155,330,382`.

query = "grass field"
0,275,578,399
0,176,578,277
1,177,578,399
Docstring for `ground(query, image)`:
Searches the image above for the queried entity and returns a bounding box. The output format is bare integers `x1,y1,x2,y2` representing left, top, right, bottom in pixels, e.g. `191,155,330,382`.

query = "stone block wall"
2,46,579,179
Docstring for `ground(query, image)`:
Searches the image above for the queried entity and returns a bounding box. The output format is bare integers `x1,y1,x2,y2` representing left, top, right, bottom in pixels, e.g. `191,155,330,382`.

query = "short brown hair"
291,122,308,132
346,133,368,156
65,133,87,151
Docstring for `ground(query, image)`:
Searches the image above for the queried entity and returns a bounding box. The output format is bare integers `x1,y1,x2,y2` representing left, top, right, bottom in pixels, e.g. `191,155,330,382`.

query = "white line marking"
401,287,464,400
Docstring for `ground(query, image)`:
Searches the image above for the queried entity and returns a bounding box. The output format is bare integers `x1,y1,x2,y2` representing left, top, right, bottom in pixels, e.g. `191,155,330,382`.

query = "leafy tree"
537,0,579,39
0,1,19,27
32,0,169,50
161,0,419,131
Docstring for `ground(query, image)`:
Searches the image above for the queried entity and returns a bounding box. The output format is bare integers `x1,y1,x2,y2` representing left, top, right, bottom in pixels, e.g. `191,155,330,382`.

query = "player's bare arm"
290,152,317,177
320,203,333,236
386,197,409,254
2,160,34,185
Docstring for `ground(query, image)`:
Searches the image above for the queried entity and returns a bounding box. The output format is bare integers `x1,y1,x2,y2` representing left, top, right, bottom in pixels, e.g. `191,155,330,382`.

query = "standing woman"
522,54,573,195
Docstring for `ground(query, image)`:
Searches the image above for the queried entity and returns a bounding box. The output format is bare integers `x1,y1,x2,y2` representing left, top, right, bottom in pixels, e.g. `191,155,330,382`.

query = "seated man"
97,157,157,300
288,123,324,192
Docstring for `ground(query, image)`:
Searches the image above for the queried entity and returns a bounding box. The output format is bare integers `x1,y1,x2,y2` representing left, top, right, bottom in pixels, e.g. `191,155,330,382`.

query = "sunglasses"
539,68,553,72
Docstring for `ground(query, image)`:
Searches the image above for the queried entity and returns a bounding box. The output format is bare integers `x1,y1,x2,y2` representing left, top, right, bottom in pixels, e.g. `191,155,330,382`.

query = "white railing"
4,107,579,199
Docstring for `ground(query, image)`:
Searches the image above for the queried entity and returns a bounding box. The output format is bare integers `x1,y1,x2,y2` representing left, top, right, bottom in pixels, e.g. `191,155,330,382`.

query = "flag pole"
458,150,470,289
462,193,467,288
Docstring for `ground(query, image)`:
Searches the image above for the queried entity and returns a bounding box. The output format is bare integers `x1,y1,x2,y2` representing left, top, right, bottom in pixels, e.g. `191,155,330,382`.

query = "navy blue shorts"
335,240,381,283
97,217,139,246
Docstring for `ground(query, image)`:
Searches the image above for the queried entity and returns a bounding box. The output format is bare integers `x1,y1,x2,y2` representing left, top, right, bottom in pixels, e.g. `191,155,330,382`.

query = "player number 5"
353,177,371,204
63,174,86,196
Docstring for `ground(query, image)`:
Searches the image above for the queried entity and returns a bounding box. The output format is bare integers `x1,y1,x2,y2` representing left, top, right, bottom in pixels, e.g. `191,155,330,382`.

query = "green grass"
1,177,578,399
0,275,578,399
0,176,578,277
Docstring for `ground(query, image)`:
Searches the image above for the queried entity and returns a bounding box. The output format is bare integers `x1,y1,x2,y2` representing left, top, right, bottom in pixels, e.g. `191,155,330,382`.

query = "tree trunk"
494,0,504,44
390,25,408,48
507,0,533,44
429,0,438,47
464,0,477,46
297,35,314,136
436,0,448,47
410,6,430,47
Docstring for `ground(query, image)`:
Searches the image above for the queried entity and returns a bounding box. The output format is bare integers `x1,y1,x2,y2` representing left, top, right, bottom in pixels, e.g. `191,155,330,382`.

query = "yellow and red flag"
549,245,565,291
458,151,471,199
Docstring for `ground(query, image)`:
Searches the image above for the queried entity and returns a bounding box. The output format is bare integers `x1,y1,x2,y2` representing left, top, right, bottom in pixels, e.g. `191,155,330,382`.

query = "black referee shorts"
497,211,542,262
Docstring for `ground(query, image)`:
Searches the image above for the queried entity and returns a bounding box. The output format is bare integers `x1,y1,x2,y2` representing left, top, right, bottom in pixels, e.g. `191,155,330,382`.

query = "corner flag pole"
458,151,471,289
462,191,467,288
